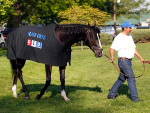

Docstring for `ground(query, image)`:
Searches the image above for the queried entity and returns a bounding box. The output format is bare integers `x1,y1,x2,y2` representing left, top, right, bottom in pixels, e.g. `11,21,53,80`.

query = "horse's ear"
94,21,97,28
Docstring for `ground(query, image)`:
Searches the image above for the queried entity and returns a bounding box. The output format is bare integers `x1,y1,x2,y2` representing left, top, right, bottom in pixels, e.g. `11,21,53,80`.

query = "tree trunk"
12,15,22,29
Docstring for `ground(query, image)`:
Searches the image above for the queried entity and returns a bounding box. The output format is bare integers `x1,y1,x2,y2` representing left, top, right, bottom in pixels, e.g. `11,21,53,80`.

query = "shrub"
72,33,113,46
100,33,113,45
131,29,150,43
116,29,150,43
73,29,150,46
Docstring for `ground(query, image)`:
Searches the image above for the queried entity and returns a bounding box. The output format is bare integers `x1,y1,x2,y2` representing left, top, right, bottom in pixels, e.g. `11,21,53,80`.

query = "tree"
58,3,111,25
0,0,149,28
0,0,73,28
73,0,150,21
0,0,16,27
106,0,150,19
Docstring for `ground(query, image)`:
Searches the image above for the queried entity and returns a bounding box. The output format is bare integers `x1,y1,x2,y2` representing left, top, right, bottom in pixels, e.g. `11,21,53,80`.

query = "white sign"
117,0,120,3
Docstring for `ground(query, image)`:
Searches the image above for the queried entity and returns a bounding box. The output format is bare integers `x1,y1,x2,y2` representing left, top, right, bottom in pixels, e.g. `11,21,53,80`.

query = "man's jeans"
108,59,138,100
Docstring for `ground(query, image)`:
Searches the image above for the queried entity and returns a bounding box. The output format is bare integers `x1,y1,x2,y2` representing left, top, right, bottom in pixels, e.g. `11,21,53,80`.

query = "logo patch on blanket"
28,32,46,40
27,39,42,49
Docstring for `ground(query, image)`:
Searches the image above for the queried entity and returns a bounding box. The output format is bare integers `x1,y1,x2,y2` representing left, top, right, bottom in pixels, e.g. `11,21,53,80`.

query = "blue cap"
121,21,134,28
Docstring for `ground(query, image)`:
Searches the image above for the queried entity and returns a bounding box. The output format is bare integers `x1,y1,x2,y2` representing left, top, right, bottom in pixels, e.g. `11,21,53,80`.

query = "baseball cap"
121,21,135,28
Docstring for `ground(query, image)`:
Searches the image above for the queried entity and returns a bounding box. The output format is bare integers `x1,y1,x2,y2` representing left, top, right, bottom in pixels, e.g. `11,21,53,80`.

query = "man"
107,21,144,102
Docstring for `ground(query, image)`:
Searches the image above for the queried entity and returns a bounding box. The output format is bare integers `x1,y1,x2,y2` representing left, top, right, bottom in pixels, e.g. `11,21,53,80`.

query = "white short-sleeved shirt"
111,33,136,59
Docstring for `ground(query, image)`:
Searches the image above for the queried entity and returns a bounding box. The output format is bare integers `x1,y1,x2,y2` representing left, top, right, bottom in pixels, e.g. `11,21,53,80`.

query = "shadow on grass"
0,85,107,113
18,84,102,99
117,84,130,99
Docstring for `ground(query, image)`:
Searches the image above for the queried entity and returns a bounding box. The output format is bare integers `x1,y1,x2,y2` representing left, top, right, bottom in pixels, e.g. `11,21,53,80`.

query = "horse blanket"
6,24,71,66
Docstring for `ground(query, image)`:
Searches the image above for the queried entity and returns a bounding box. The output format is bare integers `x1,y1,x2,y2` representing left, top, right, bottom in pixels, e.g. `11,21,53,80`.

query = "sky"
133,0,150,10
145,0,150,9
145,0,150,2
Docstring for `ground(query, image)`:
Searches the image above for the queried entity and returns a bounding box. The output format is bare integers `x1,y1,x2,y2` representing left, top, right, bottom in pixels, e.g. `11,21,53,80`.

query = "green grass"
0,43,150,113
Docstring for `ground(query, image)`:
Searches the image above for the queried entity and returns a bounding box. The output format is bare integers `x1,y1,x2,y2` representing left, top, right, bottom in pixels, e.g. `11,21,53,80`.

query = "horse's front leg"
10,60,18,98
59,66,70,101
35,64,52,100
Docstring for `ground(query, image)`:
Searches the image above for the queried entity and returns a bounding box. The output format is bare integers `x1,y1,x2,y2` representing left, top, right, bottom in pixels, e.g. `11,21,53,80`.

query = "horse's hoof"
13,95,18,98
24,96,30,100
65,98,70,101
35,95,41,100
62,96,70,101
13,91,18,98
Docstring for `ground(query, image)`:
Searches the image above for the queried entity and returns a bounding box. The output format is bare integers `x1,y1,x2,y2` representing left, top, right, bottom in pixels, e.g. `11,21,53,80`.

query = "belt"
119,57,132,60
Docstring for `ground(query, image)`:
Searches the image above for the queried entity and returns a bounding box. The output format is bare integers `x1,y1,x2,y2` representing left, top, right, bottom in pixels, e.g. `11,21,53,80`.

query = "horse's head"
84,23,103,58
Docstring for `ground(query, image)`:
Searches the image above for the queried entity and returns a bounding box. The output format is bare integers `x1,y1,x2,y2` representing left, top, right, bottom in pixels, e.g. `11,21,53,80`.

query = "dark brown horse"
6,23,103,101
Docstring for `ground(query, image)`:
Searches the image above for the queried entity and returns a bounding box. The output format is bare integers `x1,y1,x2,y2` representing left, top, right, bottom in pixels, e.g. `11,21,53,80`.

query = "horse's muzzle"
90,46,103,58
94,49,103,58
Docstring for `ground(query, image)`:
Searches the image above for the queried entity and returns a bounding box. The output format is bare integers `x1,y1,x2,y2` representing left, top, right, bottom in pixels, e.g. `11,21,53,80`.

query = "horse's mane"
55,24,89,34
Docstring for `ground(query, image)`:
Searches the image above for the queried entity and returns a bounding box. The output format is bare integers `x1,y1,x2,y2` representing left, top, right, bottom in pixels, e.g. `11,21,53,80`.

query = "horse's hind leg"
11,60,18,98
59,66,70,101
12,58,30,100
35,64,52,100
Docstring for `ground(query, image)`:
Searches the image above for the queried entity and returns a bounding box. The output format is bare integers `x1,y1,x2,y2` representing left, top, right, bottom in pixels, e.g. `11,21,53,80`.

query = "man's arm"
110,48,114,62
135,49,144,62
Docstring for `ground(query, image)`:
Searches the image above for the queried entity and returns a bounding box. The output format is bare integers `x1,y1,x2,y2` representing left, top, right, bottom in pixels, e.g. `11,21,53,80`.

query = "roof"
106,14,150,25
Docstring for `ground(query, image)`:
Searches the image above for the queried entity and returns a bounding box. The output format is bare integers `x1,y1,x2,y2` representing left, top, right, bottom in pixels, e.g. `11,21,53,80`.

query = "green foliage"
74,29,150,46
0,0,149,27
0,0,15,26
0,44,150,112
116,29,150,43
100,33,113,45
0,0,112,26
131,29,150,43
71,32,113,46
0,0,71,26
105,0,150,21
117,0,150,19
0,0,16,15
58,3,110,25
73,0,112,14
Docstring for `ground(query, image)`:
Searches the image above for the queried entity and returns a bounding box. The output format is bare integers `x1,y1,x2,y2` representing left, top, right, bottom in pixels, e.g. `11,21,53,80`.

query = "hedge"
72,33,113,46
100,33,113,45
73,29,150,46
116,29,150,43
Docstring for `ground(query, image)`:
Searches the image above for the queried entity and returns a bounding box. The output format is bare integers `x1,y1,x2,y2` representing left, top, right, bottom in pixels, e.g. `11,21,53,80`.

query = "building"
106,14,150,27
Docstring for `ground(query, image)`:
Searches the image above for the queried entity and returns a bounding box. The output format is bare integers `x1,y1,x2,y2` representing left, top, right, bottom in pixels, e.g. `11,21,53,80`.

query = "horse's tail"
10,60,17,77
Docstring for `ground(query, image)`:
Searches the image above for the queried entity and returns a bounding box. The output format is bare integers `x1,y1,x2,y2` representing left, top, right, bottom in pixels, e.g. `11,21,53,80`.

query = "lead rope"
102,53,146,78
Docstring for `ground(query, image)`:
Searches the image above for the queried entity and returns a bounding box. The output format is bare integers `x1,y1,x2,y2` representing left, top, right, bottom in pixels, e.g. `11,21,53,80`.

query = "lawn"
0,43,150,113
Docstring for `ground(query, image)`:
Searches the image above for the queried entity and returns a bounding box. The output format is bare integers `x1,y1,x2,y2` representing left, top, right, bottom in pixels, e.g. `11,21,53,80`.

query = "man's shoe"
107,95,116,99
131,98,144,102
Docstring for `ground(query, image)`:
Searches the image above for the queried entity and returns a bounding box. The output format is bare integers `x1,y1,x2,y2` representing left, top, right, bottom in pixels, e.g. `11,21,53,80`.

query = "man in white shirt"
107,21,144,102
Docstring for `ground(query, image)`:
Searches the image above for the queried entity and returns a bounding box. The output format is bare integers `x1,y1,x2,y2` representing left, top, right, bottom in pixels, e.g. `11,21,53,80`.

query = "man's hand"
135,49,144,63
110,57,114,63
140,57,144,63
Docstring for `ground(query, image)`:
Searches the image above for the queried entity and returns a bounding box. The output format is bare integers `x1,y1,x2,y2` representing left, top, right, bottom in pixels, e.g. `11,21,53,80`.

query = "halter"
86,29,103,51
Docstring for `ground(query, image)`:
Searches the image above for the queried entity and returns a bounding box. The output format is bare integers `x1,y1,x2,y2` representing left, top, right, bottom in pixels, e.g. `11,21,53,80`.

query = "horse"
6,23,103,101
